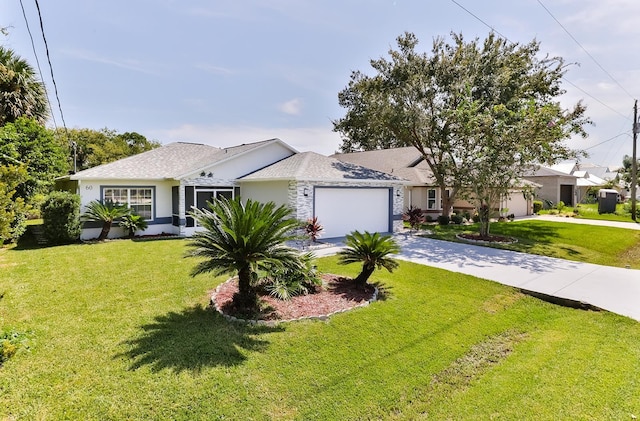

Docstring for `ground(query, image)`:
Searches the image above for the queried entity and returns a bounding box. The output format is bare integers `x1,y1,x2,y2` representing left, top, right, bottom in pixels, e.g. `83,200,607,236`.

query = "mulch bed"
212,274,377,322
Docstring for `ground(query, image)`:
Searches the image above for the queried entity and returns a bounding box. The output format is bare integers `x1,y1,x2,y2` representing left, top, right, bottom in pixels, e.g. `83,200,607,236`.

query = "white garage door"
504,191,530,217
314,187,391,238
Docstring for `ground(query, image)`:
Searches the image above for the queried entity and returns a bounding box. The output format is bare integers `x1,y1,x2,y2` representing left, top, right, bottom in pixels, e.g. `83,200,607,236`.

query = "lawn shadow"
116,304,283,373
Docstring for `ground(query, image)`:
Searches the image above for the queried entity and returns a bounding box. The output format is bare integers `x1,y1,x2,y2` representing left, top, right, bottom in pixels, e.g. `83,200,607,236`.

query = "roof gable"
239,151,406,183
71,138,296,180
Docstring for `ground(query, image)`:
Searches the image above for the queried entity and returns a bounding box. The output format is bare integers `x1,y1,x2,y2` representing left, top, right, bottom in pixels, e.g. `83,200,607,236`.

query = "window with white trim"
103,187,153,220
427,189,437,210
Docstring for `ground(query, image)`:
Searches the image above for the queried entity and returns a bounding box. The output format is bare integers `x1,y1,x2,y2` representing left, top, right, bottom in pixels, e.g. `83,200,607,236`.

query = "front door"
560,184,574,206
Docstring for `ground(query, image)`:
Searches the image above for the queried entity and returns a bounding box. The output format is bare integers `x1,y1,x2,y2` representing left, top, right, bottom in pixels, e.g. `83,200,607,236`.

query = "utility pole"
632,100,638,222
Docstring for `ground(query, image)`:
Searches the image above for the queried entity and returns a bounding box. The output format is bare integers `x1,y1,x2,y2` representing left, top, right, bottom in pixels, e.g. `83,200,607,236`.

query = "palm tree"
81,200,130,240
337,230,400,287
119,213,148,238
187,197,302,310
0,46,49,125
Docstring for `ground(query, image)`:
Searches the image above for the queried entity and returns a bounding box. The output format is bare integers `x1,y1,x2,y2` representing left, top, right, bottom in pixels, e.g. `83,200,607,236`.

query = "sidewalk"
314,217,640,322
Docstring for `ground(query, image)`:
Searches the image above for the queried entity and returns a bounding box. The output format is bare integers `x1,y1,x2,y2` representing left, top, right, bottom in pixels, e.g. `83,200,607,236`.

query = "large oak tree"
333,32,589,226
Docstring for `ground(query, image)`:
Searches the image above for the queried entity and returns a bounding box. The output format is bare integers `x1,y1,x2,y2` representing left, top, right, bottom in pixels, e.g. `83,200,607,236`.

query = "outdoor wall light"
396,188,401,197
303,188,309,196
207,172,213,177
200,171,206,177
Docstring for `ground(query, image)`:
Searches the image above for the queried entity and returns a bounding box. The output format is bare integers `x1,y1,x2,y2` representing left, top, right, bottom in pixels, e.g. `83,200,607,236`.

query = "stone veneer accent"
289,180,405,232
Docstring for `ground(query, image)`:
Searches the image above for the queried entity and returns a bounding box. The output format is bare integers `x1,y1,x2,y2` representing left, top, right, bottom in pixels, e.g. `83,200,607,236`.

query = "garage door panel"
314,188,390,238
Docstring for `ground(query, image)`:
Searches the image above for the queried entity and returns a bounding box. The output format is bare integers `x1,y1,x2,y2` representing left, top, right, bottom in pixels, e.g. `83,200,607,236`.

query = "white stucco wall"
182,142,295,180
238,180,290,207
77,179,178,240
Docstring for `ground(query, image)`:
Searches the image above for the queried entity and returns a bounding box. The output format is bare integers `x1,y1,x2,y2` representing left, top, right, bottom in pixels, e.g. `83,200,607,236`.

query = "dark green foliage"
0,47,48,125
450,213,464,225
403,205,424,231
81,200,130,241
41,191,81,245
55,128,160,172
0,118,68,202
259,252,320,301
437,215,450,226
337,230,400,287
425,214,434,223
0,164,27,243
119,213,148,238
533,201,543,214
187,197,303,310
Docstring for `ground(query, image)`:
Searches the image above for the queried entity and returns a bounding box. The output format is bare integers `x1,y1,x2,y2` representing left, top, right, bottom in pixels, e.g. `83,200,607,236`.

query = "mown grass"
574,203,637,222
424,219,640,268
0,239,639,420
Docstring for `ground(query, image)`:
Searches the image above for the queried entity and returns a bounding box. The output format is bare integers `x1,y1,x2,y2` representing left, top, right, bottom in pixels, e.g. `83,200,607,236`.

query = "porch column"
179,182,186,236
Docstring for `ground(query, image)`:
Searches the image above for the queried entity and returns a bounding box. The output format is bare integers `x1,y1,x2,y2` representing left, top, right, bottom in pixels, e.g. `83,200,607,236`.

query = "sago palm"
187,197,302,310
81,200,130,240
337,230,400,287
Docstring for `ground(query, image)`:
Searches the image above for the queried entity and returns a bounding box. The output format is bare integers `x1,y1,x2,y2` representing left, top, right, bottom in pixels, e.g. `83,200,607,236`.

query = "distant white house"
63,139,406,240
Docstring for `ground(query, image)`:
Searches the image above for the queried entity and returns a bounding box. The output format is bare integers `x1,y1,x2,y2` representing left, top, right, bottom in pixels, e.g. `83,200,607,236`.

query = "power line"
448,0,630,121
32,0,68,131
18,0,58,130
584,132,630,151
536,0,635,101
449,0,508,40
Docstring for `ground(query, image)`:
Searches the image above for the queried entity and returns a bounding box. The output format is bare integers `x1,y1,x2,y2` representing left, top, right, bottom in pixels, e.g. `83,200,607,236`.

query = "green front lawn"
0,239,638,419
424,219,640,269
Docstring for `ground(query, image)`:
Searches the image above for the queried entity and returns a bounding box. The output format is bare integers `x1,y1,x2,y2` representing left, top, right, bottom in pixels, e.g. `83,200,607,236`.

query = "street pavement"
314,216,640,322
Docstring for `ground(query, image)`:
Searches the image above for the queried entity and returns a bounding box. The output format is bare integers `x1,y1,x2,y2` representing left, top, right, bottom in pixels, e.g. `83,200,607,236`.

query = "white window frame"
102,186,154,221
427,188,437,210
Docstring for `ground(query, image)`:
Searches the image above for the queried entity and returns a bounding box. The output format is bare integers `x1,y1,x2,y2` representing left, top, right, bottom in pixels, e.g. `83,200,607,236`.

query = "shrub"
403,205,424,231
304,216,323,242
119,213,148,238
259,252,321,300
533,201,543,214
556,201,565,211
462,210,471,221
41,191,81,245
450,213,463,224
425,214,434,223
437,215,450,225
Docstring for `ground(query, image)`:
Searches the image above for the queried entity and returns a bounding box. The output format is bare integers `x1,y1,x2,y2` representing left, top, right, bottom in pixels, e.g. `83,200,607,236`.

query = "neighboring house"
332,147,537,217
523,166,578,206
572,171,607,203
65,138,405,240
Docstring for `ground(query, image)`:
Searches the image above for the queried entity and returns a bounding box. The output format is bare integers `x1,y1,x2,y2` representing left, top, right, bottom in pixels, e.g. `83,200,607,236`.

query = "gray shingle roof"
239,151,406,182
332,147,435,184
71,139,281,180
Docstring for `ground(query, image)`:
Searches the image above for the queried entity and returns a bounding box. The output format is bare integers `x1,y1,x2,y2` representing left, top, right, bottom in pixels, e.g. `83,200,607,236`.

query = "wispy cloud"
279,98,303,116
148,124,342,155
60,48,160,75
195,64,234,75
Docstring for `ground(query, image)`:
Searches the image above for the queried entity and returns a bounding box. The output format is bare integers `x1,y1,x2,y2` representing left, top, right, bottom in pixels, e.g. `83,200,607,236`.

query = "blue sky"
3,0,640,167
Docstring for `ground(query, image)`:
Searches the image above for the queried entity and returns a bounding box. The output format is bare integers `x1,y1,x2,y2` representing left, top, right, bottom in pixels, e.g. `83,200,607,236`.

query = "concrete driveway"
395,234,640,322
315,216,640,322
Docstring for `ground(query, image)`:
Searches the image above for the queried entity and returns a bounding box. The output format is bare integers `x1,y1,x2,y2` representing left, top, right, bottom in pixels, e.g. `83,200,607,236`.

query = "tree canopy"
333,32,590,223
55,128,160,172
0,46,48,126
0,117,68,202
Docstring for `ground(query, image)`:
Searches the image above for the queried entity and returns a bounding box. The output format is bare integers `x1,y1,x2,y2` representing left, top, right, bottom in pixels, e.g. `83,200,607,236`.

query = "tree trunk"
478,204,491,238
235,265,258,309
440,186,457,217
354,263,375,288
98,221,112,241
